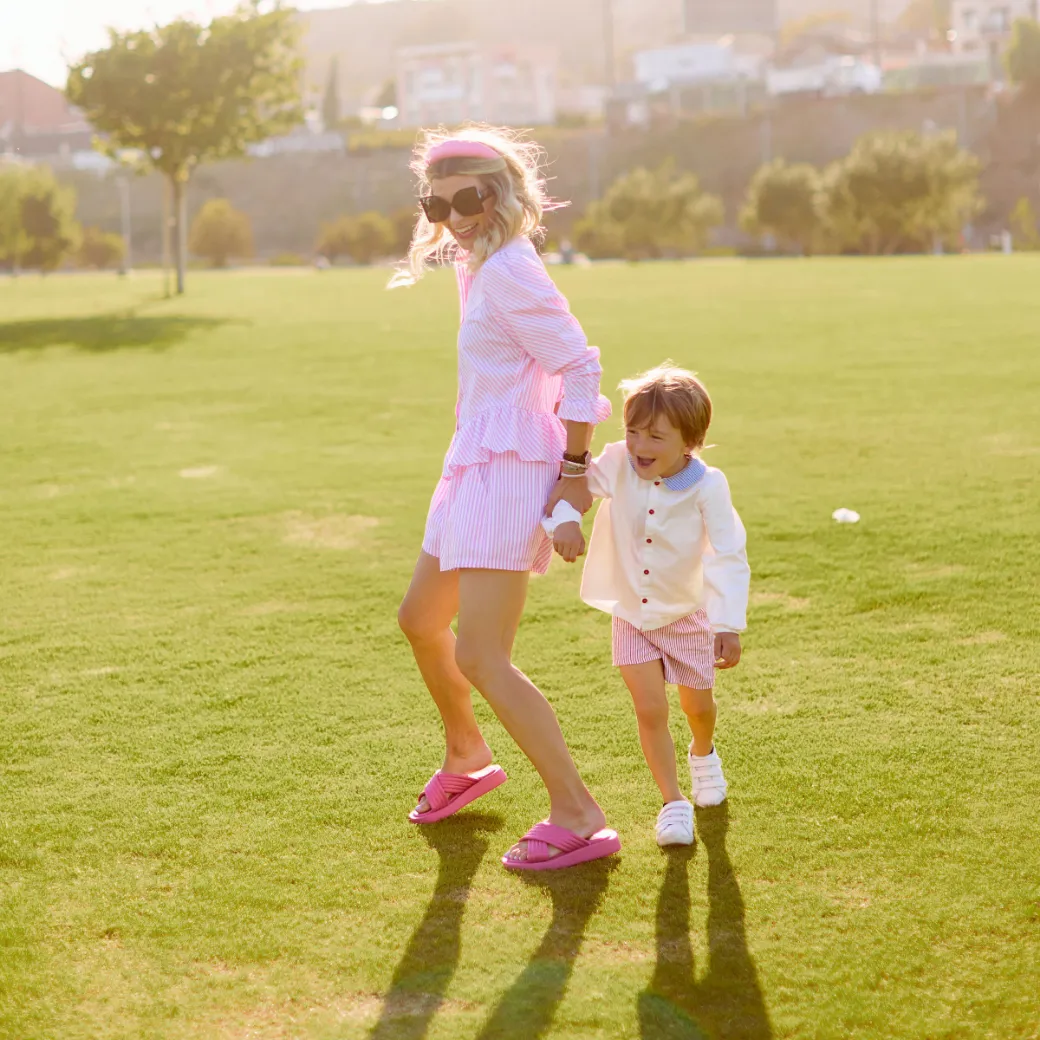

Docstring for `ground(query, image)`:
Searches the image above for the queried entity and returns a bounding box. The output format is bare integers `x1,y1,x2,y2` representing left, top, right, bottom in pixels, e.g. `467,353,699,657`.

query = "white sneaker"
688,745,728,807
656,800,695,847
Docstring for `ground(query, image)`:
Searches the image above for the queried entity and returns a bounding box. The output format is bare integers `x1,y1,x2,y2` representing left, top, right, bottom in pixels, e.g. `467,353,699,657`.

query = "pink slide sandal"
502,822,622,871
408,765,508,824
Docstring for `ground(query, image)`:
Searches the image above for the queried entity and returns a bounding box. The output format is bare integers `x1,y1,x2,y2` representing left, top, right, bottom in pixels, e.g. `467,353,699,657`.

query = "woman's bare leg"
455,568,606,860
399,552,492,811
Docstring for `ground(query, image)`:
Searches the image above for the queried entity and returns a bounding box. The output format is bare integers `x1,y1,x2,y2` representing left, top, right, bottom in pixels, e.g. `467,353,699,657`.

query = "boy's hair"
620,364,712,452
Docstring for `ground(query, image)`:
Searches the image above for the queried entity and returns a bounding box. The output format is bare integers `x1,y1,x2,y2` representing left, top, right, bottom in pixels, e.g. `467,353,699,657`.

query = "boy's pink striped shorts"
612,610,716,689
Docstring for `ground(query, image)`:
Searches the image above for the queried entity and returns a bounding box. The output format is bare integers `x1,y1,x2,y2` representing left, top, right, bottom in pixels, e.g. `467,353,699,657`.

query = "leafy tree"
67,2,302,295
1009,196,1040,250
0,164,80,272
572,162,723,261
316,212,395,264
78,226,127,270
374,77,397,110
0,165,31,272
779,10,851,48
390,207,418,257
740,159,823,255
822,130,982,255
188,198,254,267
1005,17,1040,91
316,216,354,263
898,0,952,35
322,56,341,131
347,212,395,263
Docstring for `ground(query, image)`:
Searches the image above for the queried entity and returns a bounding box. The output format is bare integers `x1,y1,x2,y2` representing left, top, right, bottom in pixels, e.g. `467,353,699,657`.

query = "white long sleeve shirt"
547,441,750,633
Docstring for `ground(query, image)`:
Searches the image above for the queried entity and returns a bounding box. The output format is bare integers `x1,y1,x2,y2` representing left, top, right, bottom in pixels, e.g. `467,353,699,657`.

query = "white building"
768,55,883,95
950,0,1039,51
396,42,557,128
634,43,759,89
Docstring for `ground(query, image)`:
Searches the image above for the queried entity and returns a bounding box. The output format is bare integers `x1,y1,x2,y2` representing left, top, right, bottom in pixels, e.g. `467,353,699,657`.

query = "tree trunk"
162,177,172,298
172,176,187,295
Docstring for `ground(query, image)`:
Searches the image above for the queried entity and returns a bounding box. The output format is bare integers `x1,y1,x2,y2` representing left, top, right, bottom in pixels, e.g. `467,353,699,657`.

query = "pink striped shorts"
423,451,557,574
612,610,716,690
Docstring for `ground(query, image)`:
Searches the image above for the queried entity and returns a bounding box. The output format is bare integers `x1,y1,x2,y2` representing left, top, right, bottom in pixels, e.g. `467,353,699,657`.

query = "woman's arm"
483,247,612,432
483,249,611,513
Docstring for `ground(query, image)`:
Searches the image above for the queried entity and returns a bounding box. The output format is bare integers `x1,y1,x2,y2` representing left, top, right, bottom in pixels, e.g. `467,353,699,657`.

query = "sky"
0,0,382,87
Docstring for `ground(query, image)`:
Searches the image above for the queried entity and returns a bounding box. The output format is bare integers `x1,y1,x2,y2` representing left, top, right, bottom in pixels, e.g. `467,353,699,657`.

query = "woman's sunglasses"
419,186,493,224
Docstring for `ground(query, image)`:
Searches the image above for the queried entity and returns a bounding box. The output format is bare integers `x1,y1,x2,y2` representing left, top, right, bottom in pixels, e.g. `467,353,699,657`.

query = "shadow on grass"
368,813,503,1040
0,309,230,354
473,856,617,1040
639,804,772,1040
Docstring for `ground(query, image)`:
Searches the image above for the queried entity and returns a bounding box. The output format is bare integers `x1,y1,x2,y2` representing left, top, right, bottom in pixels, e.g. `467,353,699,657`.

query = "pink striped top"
443,236,612,478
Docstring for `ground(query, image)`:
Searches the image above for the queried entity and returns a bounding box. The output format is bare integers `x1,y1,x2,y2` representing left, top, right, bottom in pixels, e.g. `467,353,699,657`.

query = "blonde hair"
620,364,713,453
389,124,559,287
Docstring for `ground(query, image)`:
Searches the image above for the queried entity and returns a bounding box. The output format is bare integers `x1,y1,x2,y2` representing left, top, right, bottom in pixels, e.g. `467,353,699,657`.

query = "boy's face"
626,414,691,481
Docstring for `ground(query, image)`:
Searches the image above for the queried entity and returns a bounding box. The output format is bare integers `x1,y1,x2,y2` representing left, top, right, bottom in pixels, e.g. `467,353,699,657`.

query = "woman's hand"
553,522,586,563
545,475,593,517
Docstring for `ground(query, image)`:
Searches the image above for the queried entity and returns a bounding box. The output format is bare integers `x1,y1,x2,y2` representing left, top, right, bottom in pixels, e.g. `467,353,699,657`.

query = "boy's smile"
626,414,692,481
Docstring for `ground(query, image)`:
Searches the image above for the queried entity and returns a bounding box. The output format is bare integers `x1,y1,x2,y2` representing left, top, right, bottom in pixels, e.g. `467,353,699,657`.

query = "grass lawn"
1,257,1038,1040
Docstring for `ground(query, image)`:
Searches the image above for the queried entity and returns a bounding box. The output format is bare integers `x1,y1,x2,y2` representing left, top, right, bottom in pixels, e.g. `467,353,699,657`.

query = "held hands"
545,474,594,517
714,633,742,670
553,521,586,563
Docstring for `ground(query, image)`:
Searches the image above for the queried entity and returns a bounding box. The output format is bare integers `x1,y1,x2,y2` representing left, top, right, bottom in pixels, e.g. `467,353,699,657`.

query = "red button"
655,481,661,486
644,569,650,575
646,538,652,544
649,509,655,515
642,598,648,604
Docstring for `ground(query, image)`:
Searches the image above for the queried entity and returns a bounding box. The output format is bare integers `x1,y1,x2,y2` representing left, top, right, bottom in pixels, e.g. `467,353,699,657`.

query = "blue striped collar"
629,455,707,491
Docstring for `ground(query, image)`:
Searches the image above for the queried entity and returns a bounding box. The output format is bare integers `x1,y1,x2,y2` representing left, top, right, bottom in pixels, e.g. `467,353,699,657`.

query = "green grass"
1,257,1039,1040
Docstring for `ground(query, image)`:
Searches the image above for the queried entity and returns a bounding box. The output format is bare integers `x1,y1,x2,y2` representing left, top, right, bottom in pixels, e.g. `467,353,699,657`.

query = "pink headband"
426,139,504,167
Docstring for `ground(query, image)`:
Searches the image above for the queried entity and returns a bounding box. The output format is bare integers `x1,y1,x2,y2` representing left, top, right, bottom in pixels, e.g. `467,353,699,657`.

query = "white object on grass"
832,508,861,524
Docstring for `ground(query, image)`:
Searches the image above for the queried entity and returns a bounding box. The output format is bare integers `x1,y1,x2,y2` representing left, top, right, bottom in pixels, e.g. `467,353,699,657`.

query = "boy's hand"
546,475,593,517
714,633,742,669
553,521,586,564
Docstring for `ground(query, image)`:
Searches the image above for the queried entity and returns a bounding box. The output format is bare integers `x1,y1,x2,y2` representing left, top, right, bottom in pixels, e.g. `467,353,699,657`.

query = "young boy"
545,365,750,847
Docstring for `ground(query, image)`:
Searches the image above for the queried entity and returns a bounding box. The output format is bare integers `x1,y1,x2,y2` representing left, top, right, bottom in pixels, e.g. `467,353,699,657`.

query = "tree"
78,226,127,270
390,207,418,257
322,56,341,131
67,2,302,295
898,0,952,35
1005,17,1040,91
0,164,80,272
822,130,982,255
572,162,723,261
0,165,31,272
1009,197,1040,250
779,10,851,48
374,77,397,111
316,216,354,262
188,198,254,267
740,159,823,255
315,212,395,264
345,211,395,263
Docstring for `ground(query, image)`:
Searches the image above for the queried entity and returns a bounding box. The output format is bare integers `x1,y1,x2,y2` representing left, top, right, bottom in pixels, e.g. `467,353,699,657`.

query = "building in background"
396,42,557,128
949,0,1039,52
0,69,94,163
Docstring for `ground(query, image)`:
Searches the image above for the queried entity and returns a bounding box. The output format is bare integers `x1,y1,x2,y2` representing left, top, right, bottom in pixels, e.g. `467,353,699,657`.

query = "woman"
393,126,620,870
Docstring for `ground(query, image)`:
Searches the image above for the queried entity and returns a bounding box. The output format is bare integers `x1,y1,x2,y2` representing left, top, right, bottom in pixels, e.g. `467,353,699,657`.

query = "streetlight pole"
870,0,882,67
117,174,132,276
